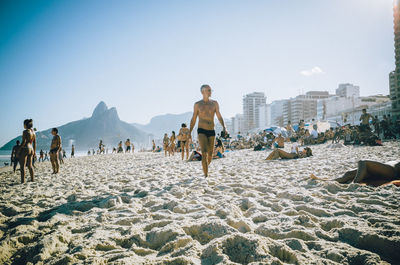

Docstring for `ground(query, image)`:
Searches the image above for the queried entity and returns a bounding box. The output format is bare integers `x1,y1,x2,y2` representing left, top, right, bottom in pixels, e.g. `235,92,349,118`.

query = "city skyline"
0,0,395,146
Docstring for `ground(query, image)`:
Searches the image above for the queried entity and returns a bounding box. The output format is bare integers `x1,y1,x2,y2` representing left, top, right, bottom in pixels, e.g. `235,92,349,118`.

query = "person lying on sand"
266,147,312,160
310,160,400,187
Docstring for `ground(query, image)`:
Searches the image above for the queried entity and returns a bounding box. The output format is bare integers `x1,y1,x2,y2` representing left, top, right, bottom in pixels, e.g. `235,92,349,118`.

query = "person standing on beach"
99,140,105,154
39,149,44,162
125,139,131,153
359,109,373,131
50,128,62,174
18,119,36,183
163,133,169,157
59,150,64,165
178,123,191,160
11,140,20,173
152,140,156,152
169,131,176,156
189,84,227,178
71,145,75,158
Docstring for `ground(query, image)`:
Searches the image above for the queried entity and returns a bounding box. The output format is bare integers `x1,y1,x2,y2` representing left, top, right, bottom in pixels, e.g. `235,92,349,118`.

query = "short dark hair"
181,123,186,128
52,128,58,134
24,119,33,129
200,84,210,92
362,108,366,112
16,140,20,144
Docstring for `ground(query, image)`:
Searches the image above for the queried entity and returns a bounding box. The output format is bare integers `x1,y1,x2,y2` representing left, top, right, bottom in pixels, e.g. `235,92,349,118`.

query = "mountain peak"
92,101,108,117
107,107,120,121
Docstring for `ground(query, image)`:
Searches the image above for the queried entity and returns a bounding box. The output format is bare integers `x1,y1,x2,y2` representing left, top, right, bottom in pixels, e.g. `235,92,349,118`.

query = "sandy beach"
0,141,399,264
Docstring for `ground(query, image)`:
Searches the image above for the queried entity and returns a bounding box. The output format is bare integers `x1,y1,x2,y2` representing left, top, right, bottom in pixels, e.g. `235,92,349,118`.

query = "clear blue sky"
0,0,395,146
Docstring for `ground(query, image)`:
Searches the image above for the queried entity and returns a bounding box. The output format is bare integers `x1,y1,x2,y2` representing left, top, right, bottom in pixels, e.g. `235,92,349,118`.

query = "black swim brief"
197,128,216,138
49,148,58,154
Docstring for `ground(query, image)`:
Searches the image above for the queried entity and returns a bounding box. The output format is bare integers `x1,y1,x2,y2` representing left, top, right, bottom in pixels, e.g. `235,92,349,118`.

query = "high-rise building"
270,99,287,127
283,91,330,125
258,103,270,129
336,83,360,98
392,1,400,119
232,114,245,134
242,92,266,132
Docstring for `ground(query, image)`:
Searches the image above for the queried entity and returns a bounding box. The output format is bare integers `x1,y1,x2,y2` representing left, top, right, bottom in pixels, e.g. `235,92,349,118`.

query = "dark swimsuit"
197,128,216,138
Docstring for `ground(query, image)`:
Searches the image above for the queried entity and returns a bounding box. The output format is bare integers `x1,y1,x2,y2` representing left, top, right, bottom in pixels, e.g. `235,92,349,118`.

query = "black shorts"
197,128,216,138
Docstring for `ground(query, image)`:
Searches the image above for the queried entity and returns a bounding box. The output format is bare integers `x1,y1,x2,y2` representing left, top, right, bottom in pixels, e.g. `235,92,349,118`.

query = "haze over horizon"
0,0,395,146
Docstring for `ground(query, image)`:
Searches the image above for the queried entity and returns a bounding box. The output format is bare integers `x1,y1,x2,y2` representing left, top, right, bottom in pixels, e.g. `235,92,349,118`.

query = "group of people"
11,120,63,183
158,124,192,160
8,85,400,186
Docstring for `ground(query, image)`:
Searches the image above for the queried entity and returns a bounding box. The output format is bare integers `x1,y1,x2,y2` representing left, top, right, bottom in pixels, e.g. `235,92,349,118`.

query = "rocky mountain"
0,102,149,151
133,112,193,138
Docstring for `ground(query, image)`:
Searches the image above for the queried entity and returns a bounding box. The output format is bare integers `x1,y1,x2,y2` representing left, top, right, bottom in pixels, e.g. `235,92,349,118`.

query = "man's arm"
189,103,199,134
215,101,226,131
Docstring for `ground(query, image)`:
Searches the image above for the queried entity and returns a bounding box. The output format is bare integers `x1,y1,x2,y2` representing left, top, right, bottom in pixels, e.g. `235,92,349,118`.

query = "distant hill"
133,112,193,138
0,102,149,151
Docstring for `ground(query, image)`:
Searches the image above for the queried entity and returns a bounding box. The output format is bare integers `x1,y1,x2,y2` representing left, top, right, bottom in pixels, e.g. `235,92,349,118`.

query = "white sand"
0,141,399,265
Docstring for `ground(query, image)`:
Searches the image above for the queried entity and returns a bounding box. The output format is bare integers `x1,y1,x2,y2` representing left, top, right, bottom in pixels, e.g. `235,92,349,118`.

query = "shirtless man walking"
189,84,227,178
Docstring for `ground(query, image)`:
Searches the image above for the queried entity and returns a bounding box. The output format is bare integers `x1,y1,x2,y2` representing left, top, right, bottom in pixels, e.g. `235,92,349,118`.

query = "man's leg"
27,154,34,181
266,150,279,160
13,159,18,173
206,136,215,166
185,142,190,160
198,134,209,177
19,154,27,183
50,153,56,173
55,152,60,173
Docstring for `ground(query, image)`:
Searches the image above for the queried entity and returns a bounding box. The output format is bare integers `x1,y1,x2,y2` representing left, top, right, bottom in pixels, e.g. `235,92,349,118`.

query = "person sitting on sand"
163,133,170,157
155,146,162,152
213,139,225,159
11,140,20,173
188,150,202,161
273,134,284,148
50,128,61,174
311,160,400,187
266,147,312,160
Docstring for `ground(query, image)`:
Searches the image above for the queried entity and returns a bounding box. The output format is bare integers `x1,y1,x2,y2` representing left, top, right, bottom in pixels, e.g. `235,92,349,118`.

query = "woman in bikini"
18,119,36,183
266,147,312,160
169,131,176,156
178,123,191,160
